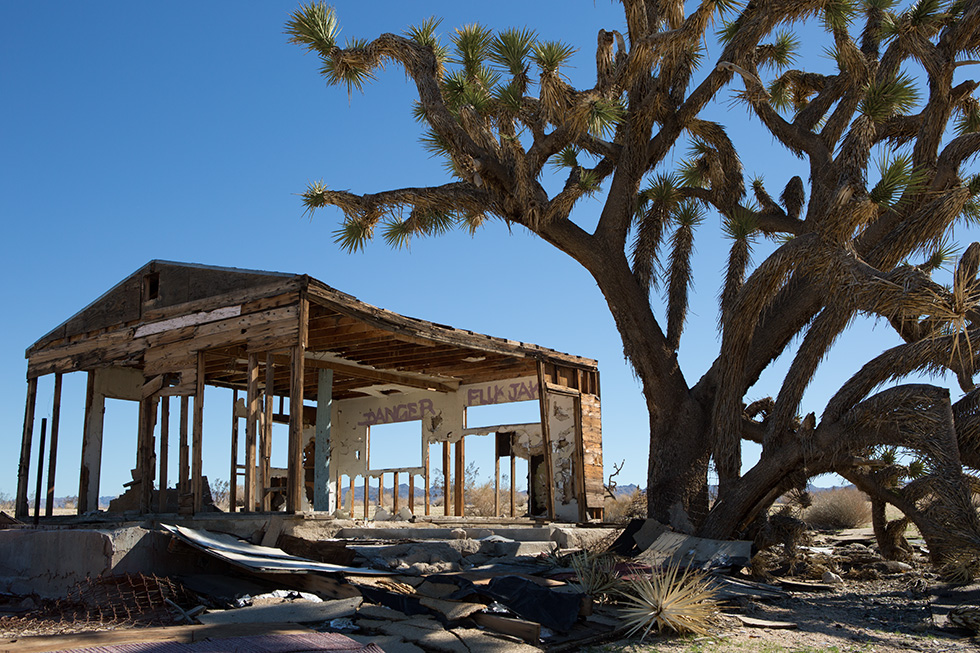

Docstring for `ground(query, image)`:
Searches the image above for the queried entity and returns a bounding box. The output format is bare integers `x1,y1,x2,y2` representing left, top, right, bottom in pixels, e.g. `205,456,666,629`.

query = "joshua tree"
288,0,980,558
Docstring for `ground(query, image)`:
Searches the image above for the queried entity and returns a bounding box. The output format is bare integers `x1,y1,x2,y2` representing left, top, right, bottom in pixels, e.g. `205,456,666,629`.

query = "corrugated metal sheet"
160,524,392,576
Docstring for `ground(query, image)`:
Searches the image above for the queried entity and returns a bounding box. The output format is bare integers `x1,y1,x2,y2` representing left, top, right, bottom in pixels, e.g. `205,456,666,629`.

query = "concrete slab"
197,596,363,624
0,529,112,598
357,604,410,620
450,626,543,652
348,634,426,653
357,617,468,652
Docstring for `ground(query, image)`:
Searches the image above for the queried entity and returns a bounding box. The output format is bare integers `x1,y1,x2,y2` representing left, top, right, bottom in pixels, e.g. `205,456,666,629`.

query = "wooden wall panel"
580,393,604,509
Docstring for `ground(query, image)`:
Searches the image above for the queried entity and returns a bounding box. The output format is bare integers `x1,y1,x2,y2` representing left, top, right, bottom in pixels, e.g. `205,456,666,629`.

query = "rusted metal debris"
1,573,197,632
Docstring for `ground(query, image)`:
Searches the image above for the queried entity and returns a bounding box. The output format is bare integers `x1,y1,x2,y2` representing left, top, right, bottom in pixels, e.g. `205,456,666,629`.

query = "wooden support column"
510,433,516,518
45,373,63,517
536,361,556,520
408,474,414,514
138,395,158,513
442,441,451,517
363,477,369,520
314,369,333,511
494,433,500,518
424,448,430,516
33,418,47,524
262,353,274,510
17,377,38,518
287,345,305,512
228,390,238,513
379,474,384,508
245,353,260,512
178,396,190,498
454,438,465,517
78,372,103,515
348,476,354,518
158,397,170,512
393,472,399,512
192,352,205,513
287,295,308,513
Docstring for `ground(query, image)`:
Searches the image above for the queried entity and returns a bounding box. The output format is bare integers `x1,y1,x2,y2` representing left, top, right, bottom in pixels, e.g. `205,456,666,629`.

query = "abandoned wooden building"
17,261,604,522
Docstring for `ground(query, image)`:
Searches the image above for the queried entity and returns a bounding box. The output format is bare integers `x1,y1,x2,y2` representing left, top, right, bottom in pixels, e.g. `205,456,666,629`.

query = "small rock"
397,507,414,521
332,509,348,519
450,528,467,540
881,560,913,573
373,507,392,521
822,571,844,585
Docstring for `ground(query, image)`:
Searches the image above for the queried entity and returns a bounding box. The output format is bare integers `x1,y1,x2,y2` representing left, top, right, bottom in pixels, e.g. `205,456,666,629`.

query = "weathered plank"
45,374,62,517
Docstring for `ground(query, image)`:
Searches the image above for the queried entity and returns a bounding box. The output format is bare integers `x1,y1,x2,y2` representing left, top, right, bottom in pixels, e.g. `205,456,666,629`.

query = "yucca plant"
617,563,720,639
568,550,622,602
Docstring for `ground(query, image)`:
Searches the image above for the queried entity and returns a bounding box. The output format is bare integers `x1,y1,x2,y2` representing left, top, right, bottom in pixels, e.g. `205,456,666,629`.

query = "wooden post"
454,438,465,517
228,390,238,513
510,433,516,518
45,373,63,517
379,473,385,508
287,295,309,513
348,475,354,518
287,345,306,512
138,396,158,513
262,353,274,510
17,377,38,519
158,397,170,512
192,352,205,513
442,441,451,517
78,372,104,515
393,472,399,512
363,477,369,520
245,354,260,512
536,362,556,520
424,446,431,516
315,369,332,511
494,432,500,518
33,418,47,525
336,470,342,512
408,473,415,514
179,395,190,497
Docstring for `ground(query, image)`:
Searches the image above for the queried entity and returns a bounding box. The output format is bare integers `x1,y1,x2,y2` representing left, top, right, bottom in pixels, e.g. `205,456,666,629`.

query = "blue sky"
2,2,974,502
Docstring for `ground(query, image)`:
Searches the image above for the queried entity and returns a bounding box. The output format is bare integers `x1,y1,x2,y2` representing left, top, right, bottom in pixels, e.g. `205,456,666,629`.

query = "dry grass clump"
804,487,871,530
605,488,647,523
617,563,720,639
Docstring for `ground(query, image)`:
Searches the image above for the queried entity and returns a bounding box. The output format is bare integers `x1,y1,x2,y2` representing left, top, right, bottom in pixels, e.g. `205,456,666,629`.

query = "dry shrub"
605,488,647,523
465,480,499,516
804,487,871,530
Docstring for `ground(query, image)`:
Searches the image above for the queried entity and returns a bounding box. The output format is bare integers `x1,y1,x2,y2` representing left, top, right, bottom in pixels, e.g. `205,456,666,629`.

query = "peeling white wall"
547,393,580,522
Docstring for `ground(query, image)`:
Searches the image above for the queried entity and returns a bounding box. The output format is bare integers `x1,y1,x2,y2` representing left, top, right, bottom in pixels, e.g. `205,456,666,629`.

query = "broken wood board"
472,612,541,643
708,575,788,601
635,531,752,569
736,615,798,629
777,578,837,592
196,596,362,625
260,515,286,547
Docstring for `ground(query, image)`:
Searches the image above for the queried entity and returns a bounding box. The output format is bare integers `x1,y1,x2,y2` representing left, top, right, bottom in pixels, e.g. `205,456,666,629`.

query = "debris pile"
4,519,980,650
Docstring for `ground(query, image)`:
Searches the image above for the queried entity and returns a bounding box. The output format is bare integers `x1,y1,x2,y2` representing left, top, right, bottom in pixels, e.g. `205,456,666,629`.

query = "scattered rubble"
3,519,980,651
